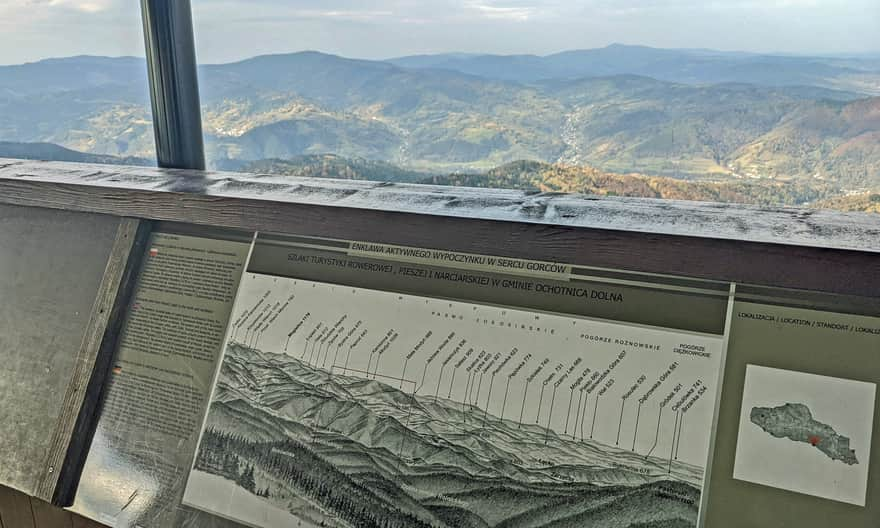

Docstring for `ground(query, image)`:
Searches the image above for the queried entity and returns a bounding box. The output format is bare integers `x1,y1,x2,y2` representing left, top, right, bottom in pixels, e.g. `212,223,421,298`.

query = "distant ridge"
388,43,878,89
0,142,152,166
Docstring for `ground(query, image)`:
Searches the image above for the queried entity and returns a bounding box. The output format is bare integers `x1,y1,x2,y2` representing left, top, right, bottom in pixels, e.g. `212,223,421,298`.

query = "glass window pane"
1,1,878,213
191,1,880,213
0,0,153,166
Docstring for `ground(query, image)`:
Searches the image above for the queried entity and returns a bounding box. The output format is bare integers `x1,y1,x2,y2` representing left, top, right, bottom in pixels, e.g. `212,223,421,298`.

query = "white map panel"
734,365,876,506
185,272,725,528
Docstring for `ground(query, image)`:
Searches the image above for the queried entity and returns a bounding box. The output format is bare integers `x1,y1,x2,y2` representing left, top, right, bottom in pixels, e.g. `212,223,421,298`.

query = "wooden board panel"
30,498,73,528
0,485,36,528
0,487,108,528
0,159,878,253
0,205,121,500
70,513,107,528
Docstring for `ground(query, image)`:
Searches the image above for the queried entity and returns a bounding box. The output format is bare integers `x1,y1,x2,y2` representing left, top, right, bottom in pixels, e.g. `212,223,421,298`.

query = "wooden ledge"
1,158,878,253
0,158,878,298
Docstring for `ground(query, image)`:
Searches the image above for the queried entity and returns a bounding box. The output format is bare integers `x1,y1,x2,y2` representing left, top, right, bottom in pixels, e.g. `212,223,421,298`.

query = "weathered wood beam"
0,159,877,298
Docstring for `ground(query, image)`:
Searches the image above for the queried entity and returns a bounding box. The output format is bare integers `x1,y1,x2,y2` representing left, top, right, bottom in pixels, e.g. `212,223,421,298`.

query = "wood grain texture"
0,206,121,498
0,160,877,300
0,485,36,528
30,499,73,528
34,219,143,505
0,158,878,252
70,514,108,528
0,487,108,528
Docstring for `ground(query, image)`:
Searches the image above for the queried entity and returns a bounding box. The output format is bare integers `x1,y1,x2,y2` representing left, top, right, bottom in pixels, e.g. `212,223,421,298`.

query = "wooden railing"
1,158,877,297
0,158,877,528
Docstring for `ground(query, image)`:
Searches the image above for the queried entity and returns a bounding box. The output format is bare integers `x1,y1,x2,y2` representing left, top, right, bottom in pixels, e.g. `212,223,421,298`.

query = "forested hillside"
1,45,878,210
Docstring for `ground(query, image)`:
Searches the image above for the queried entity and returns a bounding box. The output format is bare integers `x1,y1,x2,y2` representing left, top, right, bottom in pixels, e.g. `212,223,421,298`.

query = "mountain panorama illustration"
190,342,704,528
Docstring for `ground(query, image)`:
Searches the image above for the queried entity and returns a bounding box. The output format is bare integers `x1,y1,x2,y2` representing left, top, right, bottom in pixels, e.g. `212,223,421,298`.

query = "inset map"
750,403,858,465
733,365,876,506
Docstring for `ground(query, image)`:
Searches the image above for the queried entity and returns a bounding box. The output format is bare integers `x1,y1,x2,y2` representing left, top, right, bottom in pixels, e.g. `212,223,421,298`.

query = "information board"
71,225,252,527
701,294,880,527
68,229,880,528
182,235,732,528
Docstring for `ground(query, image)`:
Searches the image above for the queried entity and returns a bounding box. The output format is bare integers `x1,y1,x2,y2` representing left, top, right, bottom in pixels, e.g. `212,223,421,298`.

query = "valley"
1,44,878,210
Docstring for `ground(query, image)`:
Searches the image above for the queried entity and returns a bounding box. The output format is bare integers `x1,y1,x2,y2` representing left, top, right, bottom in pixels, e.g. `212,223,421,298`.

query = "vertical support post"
140,0,206,170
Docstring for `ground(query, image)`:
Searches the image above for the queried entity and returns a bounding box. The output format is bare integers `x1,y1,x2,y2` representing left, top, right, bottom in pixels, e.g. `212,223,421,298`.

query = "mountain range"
1,44,879,202
0,141,151,166
388,44,880,91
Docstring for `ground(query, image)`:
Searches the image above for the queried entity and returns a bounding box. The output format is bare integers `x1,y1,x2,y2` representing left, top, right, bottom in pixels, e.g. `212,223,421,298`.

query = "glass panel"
0,0,878,210
190,0,880,213
0,0,153,166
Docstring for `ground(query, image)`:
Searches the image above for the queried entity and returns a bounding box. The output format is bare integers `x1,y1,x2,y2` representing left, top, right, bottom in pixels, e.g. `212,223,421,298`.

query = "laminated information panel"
183,234,733,528
71,230,880,528
702,297,880,527
72,225,252,526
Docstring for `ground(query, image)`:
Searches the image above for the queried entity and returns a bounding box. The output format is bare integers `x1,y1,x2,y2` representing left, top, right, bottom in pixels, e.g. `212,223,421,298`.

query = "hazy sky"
0,0,878,65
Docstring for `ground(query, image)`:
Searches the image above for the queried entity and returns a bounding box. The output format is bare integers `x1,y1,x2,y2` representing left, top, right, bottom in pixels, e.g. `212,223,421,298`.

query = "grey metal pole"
140,0,206,170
